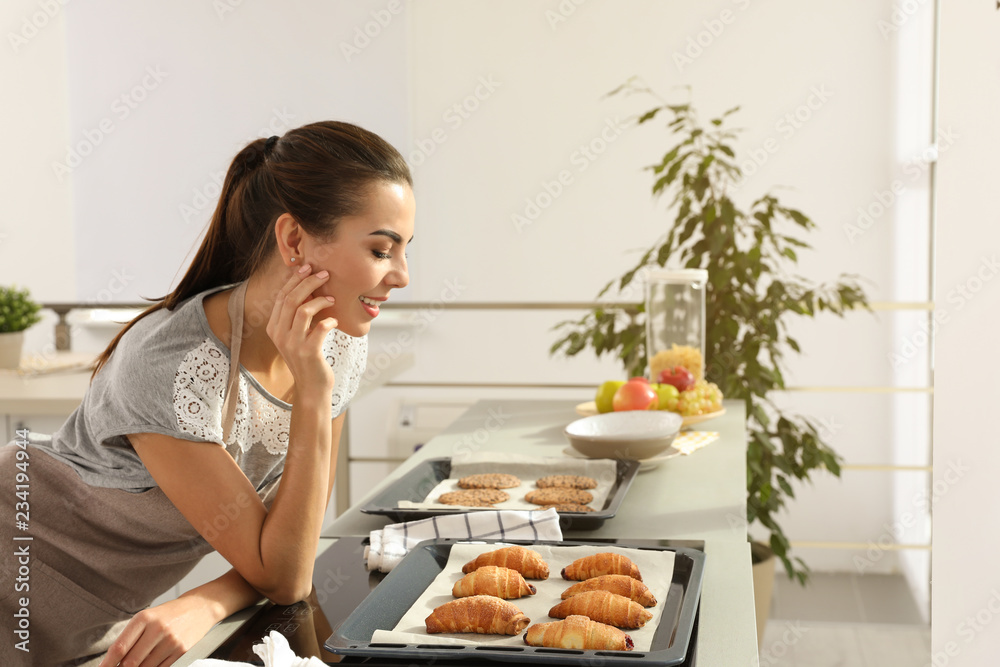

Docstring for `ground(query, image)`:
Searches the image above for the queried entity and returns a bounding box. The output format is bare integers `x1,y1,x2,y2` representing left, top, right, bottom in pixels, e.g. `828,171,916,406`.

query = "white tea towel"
364,508,562,573
189,630,325,666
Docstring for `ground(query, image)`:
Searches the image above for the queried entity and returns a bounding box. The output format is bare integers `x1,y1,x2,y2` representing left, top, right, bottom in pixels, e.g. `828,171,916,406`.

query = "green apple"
653,383,680,411
595,380,625,413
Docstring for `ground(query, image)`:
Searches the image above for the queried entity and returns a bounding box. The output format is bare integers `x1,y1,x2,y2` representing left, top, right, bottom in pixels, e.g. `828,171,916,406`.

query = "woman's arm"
99,568,263,667
102,412,347,667
130,267,341,605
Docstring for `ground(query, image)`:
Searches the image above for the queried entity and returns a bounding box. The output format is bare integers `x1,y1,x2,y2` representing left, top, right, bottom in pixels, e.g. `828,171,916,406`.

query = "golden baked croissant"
453,565,537,599
425,595,530,635
461,545,550,579
548,591,653,629
561,574,657,607
561,552,643,581
524,615,633,651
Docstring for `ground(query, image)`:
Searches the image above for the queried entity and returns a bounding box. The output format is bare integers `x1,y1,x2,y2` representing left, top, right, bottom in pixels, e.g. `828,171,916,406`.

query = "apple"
652,383,680,411
658,365,695,392
613,379,658,411
595,380,625,413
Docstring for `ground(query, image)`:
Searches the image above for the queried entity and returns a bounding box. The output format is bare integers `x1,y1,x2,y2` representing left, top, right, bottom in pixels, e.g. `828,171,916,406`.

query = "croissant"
548,591,653,629
461,545,550,579
524,615,633,651
453,566,537,599
561,552,643,581
425,595,530,635
561,574,657,607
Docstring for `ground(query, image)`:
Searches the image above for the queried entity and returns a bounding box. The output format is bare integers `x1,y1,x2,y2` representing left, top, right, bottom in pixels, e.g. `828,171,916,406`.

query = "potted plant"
551,81,870,606
0,285,42,369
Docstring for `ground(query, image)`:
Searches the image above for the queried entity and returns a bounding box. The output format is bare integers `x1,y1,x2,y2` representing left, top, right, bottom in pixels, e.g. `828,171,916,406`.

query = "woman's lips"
359,295,385,318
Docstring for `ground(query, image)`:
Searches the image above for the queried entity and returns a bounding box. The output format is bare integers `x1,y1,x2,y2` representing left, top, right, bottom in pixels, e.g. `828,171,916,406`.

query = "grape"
677,380,724,416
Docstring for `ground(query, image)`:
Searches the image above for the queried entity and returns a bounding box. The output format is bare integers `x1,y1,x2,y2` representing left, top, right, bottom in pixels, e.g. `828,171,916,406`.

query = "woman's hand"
266,264,339,393
98,595,223,667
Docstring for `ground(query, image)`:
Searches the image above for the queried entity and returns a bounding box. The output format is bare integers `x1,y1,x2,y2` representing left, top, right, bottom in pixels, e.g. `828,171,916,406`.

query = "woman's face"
302,181,415,337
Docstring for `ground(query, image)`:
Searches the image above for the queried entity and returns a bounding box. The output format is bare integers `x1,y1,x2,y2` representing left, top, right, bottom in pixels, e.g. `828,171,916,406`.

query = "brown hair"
88,120,411,382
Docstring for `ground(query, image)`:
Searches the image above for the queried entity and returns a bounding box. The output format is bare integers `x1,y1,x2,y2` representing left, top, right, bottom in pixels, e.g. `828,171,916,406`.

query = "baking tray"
325,538,704,666
360,457,641,530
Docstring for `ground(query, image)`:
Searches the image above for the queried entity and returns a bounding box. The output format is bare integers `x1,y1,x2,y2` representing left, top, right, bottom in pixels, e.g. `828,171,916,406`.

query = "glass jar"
644,269,707,380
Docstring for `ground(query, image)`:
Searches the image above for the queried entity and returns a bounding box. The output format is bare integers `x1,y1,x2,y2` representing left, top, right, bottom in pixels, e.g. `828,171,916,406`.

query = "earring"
290,257,296,263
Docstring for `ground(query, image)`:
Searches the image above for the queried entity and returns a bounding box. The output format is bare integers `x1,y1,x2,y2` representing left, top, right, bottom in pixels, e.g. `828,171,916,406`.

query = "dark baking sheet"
360,458,641,530
324,538,704,667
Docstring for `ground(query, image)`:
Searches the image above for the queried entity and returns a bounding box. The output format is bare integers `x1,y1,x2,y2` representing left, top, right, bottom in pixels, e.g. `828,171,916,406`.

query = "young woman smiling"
0,121,413,666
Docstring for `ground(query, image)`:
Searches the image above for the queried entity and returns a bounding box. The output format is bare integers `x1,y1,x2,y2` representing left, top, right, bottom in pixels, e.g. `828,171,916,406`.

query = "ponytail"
89,121,411,382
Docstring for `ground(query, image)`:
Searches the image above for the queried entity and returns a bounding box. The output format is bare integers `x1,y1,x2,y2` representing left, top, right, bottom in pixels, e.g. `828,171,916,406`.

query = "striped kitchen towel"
365,508,562,573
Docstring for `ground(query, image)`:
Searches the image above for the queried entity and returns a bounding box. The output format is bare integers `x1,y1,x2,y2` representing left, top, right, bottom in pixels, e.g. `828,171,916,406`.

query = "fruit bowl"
564,411,683,460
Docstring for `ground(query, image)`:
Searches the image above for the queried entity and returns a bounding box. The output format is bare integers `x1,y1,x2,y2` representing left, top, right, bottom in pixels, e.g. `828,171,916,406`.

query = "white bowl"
564,411,683,460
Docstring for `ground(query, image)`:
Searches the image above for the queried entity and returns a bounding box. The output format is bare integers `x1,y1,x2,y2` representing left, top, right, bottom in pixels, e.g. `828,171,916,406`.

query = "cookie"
538,503,596,513
524,488,594,506
536,475,598,490
438,489,510,506
458,473,521,489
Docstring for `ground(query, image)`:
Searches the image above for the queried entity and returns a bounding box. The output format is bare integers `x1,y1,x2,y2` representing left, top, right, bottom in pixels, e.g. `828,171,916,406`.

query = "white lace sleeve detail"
173,340,226,443
325,330,368,418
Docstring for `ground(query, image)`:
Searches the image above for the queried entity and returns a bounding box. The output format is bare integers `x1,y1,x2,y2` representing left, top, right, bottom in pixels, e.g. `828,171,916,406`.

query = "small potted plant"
0,285,42,369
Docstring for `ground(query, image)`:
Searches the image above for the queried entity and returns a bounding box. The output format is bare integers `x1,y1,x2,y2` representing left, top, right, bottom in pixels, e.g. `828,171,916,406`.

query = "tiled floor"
762,572,930,666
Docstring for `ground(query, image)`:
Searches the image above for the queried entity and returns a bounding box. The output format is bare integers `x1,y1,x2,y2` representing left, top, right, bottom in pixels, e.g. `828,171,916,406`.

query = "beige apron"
0,281,276,666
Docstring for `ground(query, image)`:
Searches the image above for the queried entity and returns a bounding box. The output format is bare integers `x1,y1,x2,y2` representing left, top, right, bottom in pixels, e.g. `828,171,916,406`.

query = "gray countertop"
181,399,759,666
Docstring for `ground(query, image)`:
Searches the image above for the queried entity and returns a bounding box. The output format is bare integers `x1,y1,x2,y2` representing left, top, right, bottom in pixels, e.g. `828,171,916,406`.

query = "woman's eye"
372,249,391,260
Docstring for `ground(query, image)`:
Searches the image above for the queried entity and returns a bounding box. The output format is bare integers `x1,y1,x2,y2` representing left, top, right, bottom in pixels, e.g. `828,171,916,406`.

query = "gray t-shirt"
34,282,368,493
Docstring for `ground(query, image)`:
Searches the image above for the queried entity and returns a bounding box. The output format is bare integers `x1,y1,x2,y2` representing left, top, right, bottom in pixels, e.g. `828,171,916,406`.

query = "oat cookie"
438,489,510,506
457,473,521,489
536,475,598,490
524,488,594,506
538,503,596,513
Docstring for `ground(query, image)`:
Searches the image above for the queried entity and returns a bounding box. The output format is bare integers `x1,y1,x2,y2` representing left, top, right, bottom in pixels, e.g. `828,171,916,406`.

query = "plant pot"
751,541,776,648
0,331,24,369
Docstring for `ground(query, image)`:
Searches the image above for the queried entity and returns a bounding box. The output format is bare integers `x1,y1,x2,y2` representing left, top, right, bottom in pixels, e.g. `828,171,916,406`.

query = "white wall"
62,0,409,302
933,2,1000,663
2,0,75,301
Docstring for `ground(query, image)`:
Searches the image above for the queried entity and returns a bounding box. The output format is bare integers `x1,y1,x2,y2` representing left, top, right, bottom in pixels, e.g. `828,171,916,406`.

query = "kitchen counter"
180,399,758,666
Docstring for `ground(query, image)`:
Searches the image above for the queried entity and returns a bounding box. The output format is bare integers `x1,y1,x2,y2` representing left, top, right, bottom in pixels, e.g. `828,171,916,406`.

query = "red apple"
613,379,658,411
658,366,696,392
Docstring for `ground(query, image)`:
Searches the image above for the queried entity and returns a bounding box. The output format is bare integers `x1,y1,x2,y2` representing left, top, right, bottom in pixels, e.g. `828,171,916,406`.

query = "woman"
0,121,414,666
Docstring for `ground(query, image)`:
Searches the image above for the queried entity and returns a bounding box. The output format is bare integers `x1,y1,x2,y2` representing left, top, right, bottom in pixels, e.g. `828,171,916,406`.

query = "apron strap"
221,280,248,444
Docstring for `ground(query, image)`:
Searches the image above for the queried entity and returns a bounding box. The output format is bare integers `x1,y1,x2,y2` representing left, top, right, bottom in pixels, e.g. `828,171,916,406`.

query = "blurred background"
2,1,997,664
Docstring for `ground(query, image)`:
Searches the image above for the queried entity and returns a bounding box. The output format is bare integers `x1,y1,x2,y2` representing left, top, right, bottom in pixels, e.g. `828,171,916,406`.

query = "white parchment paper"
370,542,675,651
397,453,619,511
